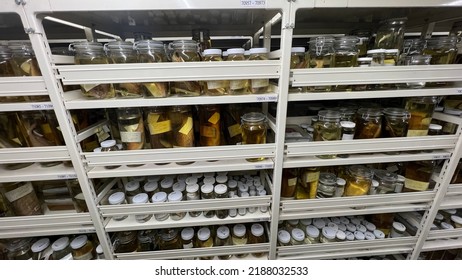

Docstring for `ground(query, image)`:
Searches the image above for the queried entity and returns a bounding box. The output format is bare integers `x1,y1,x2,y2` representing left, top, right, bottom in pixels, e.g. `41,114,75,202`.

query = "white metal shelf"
422,229,462,252
440,184,462,209
0,101,53,112
0,76,48,96
280,192,434,220
0,162,76,183
277,237,417,260
0,146,70,163
105,209,271,232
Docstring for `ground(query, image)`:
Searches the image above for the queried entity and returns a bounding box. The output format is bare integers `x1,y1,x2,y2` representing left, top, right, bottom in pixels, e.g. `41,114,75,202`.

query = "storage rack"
0,0,462,260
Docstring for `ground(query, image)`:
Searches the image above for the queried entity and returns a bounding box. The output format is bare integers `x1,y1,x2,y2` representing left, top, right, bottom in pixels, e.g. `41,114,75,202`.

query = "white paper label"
31,103,53,110
120,131,142,143
240,0,266,7
230,80,246,90
5,182,34,202
252,79,269,88
256,95,277,102
342,134,354,140
60,253,73,260
404,178,429,191
206,80,225,90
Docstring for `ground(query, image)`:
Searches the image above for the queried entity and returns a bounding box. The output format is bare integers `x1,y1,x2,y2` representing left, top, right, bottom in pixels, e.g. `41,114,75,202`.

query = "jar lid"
435,213,444,221
429,124,443,131
52,237,70,251
132,193,149,204
356,224,367,233
180,227,194,241
216,175,228,184
322,227,337,239
124,181,140,192
309,36,335,44
348,165,374,180
203,177,216,185
278,230,291,244
306,225,320,238
346,223,357,232
357,107,382,118
227,48,245,55
134,40,164,50
168,191,183,202
105,41,133,50
291,47,306,53
201,184,214,194
152,191,167,203
319,173,337,185
287,219,299,226
338,223,347,232
450,215,462,224
251,224,265,237
354,231,365,240
240,192,250,198
197,227,211,241
204,172,215,178
244,50,250,56
365,222,376,232
173,182,186,192
291,228,305,241
186,183,199,193
441,222,455,229
336,230,346,240
383,108,411,118
70,41,104,50
374,169,398,184
357,57,373,62
147,175,160,182
367,49,386,54
203,48,222,56
100,139,117,148
300,218,312,226
249,47,268,54
350,218,361,226
31,238,50,253
171,40,198,49
214,184,228,195
185,176,197,185
340,121,356,128
143,182,158,192
371,180,379,188
444,107,462,116
258,189,267,196
233,224,246,237
70,235,88,250
373,229,385,239
93,147,102,153
336,178,346,186
328,222,339,231
392,222,406,232
222,51,228,56
96,244,103,254
108,192,125,205
228,180,238,189
346,231,355,241
318,110,341,121
384,49,399,54
442,209,457,215
313,218,326,229
160,178,174,189
241,112,266,123
364,231,376,240
335,35,360,44
340,217,350,225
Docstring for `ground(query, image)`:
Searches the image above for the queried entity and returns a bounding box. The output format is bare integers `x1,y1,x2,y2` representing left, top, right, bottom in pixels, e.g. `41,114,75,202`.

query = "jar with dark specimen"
0,46,23,102
382,108,411,138
132,193,153,223
167,191,186,221
201,184,215,218
248,48,269,94
354,108,382,139
316,173,338,198
158,228,182,250
70,42,115,99
117,108,145,151
374,18,407,50
203,49,228,95
241,112,267,162
281,168,298,200
70,235,95,260
51,237,72,260
223,104,243,145
134,40,170,98
403,160,435,192
114,231,138,253
192,29,211,53
373,169,398,194
170,40,202,96
214,184,229,219
169,106,195,149
0,181,42,216
124,181,141,203
249,223,266,257
227,48,250,95
344,165,374,196
7,238,33,260
215,226,232,260
31,238,52,260
199,104,221,147
333,36,359,68
405,96,438,137
145,106,173,150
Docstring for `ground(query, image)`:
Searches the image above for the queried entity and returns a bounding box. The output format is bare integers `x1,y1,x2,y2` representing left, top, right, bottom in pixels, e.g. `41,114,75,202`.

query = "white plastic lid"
125,181,140,192
357,57,373,62
356,224,367,233
346,232,355,241
143,182,158,192
340,217,350,225
227,48,245,55
216,175,228,184
203,48,222,56
31,238,50,253
340,121,356,128
203,177,216,185
440,222,454,229
197,227,211,241
186,184,199,193
336,230,346,240
366,222,377,232
147,175,161,182
108,192,125,205
100,139,116,148
443,209,457,215
429,124,443,130
385,49,399,54
244,50,251,56
249,47,267,54
228,180,238,189
328,222,339,231
346,223,357,232
130,176,145,182
233,224,246,237
52,237,70,251
338,223,347,232
181,227,194,241
152,191,167,203
201,184,214,194
222,51,228,56
116,144,123,150
173,182,186,192
177,174,188,182
300,218,312,226
132,193,149,204
354,231,365,240
435,213,444,220
291,228,305,242
288,219,299,226
350,218,361,226
444,107,462,116
335,178,346,187
70,235,88,250
93,147,102,153
373,229,385,239
306,225,320,238
330,217,341,224
203,172,215,178
96,244,103,254
160,178,174,189
240,192,250,198
185,177,197,185
372,180,379,188
239,185,249,193
258,189,267,196
392,222,406,232
367,49,386,54
168,191,183,202
251,224,265,237
214,184,228,195
278,230,291,244
291,47,306,53
217,226,230,239
365,231,376,240
322,227,337,240
313,218,326,229
451,215,462,224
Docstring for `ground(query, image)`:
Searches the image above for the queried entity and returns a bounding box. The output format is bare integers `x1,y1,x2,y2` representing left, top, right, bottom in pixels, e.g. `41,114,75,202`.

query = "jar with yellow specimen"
223,104,243,145
374,18,407,50
333,36,359,68
241,112,267,162
313,110,341,159
289,47,307,93
281,168,298,200
0,181,42,216
134,40,170,98
104,41,143,98
170,40,202,96
70,235,94,260
248,48,269,94
344,165,374,196
307,37,335,92
0,46,24,103
198,104,221,147
382,108,410,138
203,49,229,95
8,42,42,77
232,224,249,258
196,227,214,260
117,108,145,150
215,226,232,260
70,42,115,99
423,36,458,65
296,167,320,199
402,160,435,192
145,106,173,149
354,108,382,139
168,106,195,149
405,96,437,137
227,48,249,95
249,223,266,257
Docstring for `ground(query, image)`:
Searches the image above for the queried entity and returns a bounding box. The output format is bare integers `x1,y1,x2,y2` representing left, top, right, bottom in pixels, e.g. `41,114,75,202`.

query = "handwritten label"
256,95,278,102
31,103,53,110
254,163,273,169
241,0,266,7
433,154,450,160
57,174,78,179
457,88,462,94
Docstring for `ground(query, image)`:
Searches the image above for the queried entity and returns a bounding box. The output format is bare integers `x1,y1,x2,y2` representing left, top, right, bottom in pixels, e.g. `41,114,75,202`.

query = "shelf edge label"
31,103,53,110
240,0,266,8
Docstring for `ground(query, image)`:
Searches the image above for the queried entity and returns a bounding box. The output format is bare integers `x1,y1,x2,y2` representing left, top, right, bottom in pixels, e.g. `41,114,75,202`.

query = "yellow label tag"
228,124,242,138
41,124,52,135
305,171,320,183
201,126,217,138
147,113,160,125
407,129,428,137
151,120,172,135
404,178,429,191
208,112,220,125
179,117,193,135
288,178,297,187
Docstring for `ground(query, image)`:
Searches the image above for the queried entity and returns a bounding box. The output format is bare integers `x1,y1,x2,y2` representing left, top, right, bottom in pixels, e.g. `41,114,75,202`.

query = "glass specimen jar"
160,177,174,193
354,108,382,139
333,36,359,67
423,36,458,65
316,173,338,198
320,227,337,243
290,228,306,245
203,49,228,95
248,48,269,94
181,227,195,251
105,41,143,98
226,48,249,95
249,223,266,257
373,169,398,194
305,225,320,244
277,229,291,246
297,167,320,199
108,191,128,221
215,226,232,260
403,160,435,192
199,104,221,146
134,40,170,98
367,49,385,66
132,193,152,223
170,40,202,96
214,184,229,219
281,168,298,200
313,110,341,159
201,184,215,218
117,108,145,150
100,139,121,169
31,238,52,260
169,105,195,149
0,46,14,77
167,191,186,221
374,18,407,50
405,96,438,136
7,238,32,260
335,178,346,197
51,237,72,260
344,165,374,196
158,228,182,250
143,182,158,200
9,42,41,77
152,191,169,221
389,222,406,238
0,181,42,216
114,231,138,253
384,49,400,66
382,108,411,138
70,235,94,260
137,230,156,252
451,215,462,228
186,184,201,217
289,47,307,93
223,104,243,145
124,181,141,203
196,227,214,260
192,28,211,53
145,106,173,149
70,42,115,99
232,224,249,258
241,112,267,162
307,36,335,92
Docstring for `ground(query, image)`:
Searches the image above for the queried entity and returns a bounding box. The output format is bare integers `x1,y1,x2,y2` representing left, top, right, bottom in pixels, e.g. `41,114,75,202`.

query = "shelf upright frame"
19,3,115,259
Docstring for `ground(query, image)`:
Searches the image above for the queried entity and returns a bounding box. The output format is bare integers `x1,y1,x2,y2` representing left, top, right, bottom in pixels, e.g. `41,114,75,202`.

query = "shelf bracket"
283,23,295,30
15,0,26,5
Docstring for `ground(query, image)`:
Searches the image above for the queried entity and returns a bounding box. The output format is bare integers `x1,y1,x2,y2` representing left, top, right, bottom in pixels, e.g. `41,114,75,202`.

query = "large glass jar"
382,108,410,138
241,112,267,162
145,106,173,149
158,228,182,250
354,108,382,139
423,36,458,65
105,41,143,98
168,105,195,148
0,46,14,77
70,42,115,99
114,231,138,253
344,165,374,196
199,104,221,146
374,18,407,50
7,238,32,260
248,48,269,94
134,40,170,98
289,47,307,93
51,237,72,260
373,170,398,194
170,40,202,96
203,49,228,95
227,48,249,95
316,173,338,198
223,104,243,145
297,167,320,199
307,36,335,92
281,168,298,200
70,235,94,260
405,96,438,136
313,110,341,159
403,160,435,192
9,42,42,77
117,108,145,150
333,36,359,68
0,181,42,216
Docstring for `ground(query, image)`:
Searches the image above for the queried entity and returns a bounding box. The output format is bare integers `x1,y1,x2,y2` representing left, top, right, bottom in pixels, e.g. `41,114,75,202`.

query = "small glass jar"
241,112,267,162
137,230,156,252
215,226,232,259
199,104,221,146
0,181,42,216
169,105,195,149
335,178,346,197
181,227,195,251
31,238,52,260
373,229,386,239
440,221,455,230
249,223,266,257
441,209,457,222
313,110,341,159
308,36,335,92
405,96,438,136
289,47,307,93
290,228,306,245
196,227,214,260
100,139,121,169
281,168,298,200
450,215,462,228
214,184,229,219
374,170,398,194
248,48,269,94
70,42,115,99
151,191,169,221
347,224,357,233
132,193,153,223
51,237,72,260
367,49,385,66
114,231,138,253
320,227,337,243
96,245,104,259
167,191,185,221
145,107,173,150
382,108,411,138
70,235,94,260
389,222,406,238
384,49,399,66
344,165,374,196
305,225,320,244
313,218,326,230
354,231,365,241
201,184,215,218
403,160,435,192
108,192,128,221
172,182,186,196
374,18,407,50
170,40,202,96
364,231,376,241
203,49,228,95
355,108,382,139
143,182,159,198
340,121,356,140
423,36,458,65
316,173,338,198
158,228,182,250
333,36,359,68
134,40,170,98
232,224,249,258
124,181,141,203
227,48,249,95
117,108,145,151
160,177,174,193
405,55,432,88
186,184,201,217
434,212,445,226
336,230,347,242
7,238,33,260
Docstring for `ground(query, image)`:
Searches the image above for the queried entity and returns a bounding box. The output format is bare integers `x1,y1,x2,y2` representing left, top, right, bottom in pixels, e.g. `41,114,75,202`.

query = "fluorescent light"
44,16,122,40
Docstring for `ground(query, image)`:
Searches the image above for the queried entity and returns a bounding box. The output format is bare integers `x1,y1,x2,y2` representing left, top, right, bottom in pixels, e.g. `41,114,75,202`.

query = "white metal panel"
52,55,75,64
0,77,48,95
426,229,462,240
0,163,76,183
345,0,462,8
0,146,70,163
0,101,53,112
